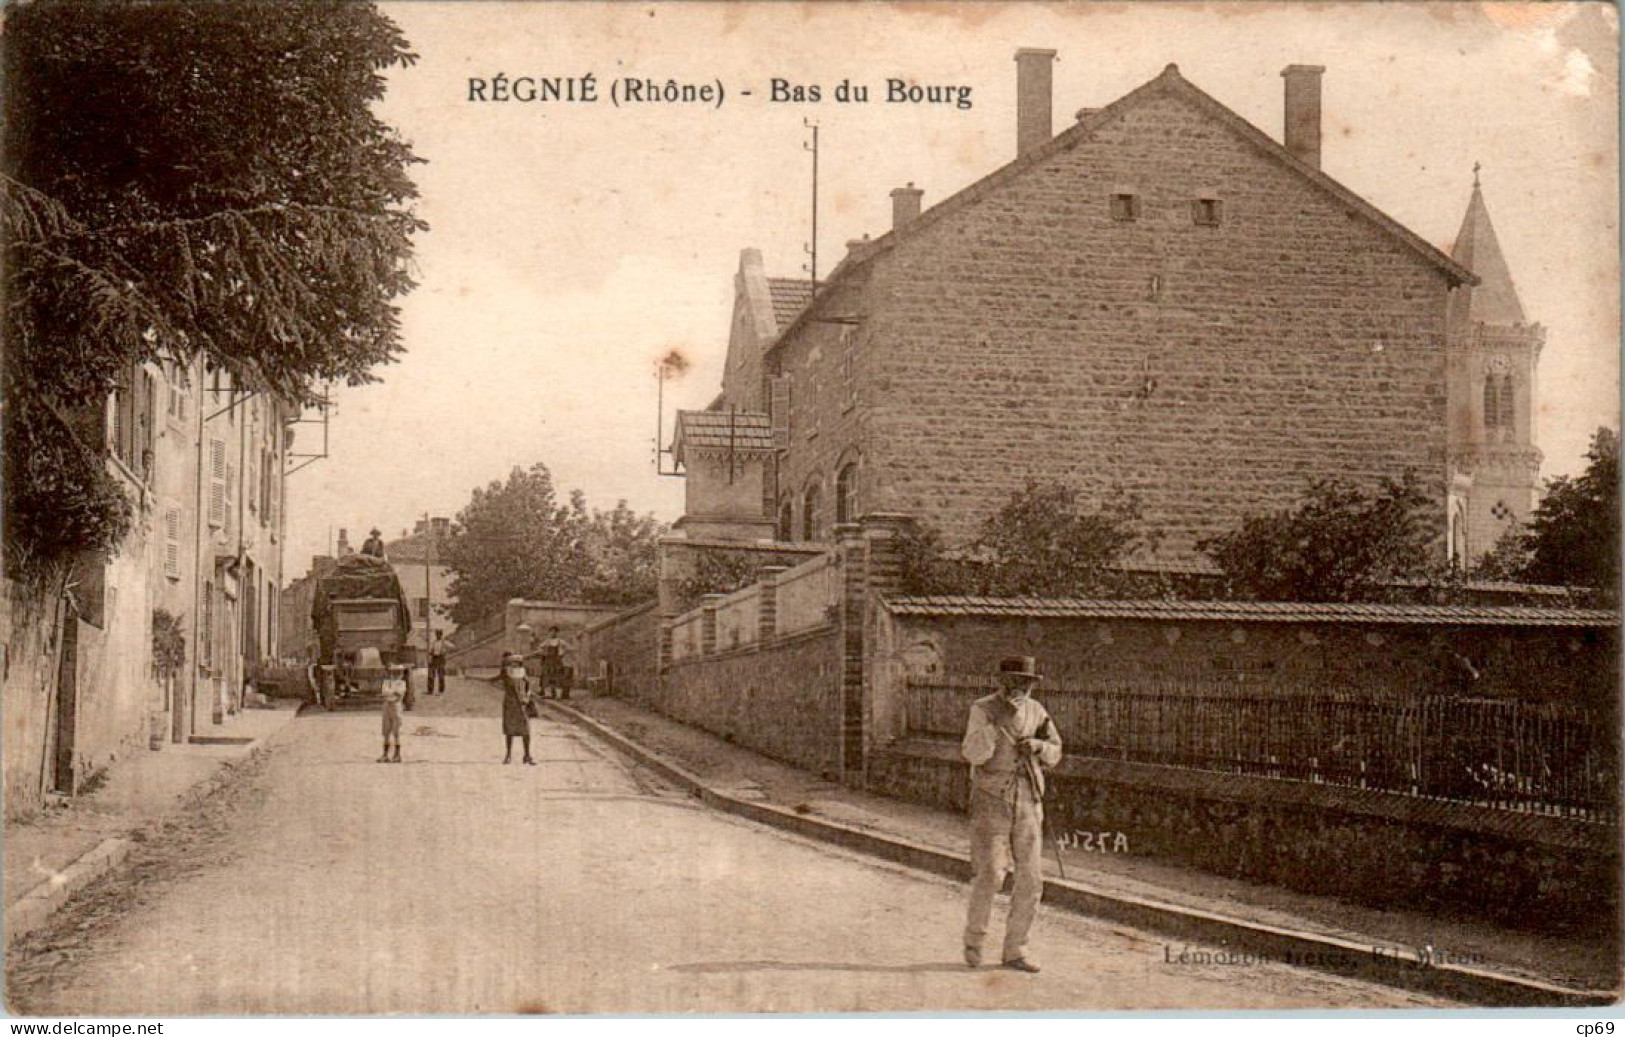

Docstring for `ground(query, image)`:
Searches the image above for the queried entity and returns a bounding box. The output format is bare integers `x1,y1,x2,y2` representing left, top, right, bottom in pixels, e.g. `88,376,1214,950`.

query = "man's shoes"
376,755,389,763
523,757,537,766
1002,958,1041,974
963,946,982,968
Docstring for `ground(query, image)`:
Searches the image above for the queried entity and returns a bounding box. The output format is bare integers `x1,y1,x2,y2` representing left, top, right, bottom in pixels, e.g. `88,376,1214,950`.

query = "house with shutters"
670,53,1546,569
2,353,292,816
197,365,290,731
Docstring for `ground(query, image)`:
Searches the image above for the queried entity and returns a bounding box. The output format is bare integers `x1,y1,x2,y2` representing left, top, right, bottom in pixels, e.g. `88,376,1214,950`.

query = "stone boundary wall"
658,626,843,777
869,739,1617,937
576,601,659,702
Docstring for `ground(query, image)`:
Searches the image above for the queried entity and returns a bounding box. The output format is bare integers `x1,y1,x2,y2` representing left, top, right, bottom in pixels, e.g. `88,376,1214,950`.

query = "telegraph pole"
804,117,819,288
423,511,433,673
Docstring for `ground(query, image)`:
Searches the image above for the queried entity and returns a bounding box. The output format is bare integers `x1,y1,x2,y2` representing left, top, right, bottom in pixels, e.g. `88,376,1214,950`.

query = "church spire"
1449,167,1527,326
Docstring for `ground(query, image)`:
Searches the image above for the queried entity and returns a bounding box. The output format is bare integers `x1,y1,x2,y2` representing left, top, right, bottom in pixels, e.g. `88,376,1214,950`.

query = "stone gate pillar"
833,523,867,785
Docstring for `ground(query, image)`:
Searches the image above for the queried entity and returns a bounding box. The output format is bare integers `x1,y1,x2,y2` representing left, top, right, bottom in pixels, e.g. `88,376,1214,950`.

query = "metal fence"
903,673,1620,824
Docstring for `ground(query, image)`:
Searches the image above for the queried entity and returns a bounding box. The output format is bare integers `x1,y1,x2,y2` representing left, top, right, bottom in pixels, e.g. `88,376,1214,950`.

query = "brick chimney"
1015,47,1057,156
890,183,923,230
1281,64,1325,169
337,528,351,555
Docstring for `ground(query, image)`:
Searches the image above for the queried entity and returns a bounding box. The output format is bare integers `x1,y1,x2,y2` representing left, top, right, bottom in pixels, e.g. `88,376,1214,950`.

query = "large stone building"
197,369,291,726
672,54,1544,568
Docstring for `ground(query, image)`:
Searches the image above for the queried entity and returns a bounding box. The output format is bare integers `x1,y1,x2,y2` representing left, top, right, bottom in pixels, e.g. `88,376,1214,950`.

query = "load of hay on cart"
309,554,415,711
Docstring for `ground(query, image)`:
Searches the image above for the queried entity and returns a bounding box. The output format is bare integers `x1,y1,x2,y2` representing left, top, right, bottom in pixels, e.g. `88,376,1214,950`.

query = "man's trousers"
963,787,1044,962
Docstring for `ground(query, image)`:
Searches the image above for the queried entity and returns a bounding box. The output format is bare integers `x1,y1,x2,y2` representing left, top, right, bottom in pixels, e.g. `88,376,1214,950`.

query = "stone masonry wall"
868,744,1617,938
657,627,843,778
780,85,1456,559
576,602,659,703
768,273,878,543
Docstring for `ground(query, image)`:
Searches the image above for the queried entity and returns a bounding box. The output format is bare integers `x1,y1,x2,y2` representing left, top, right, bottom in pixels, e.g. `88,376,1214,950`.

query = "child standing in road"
379,680,404,763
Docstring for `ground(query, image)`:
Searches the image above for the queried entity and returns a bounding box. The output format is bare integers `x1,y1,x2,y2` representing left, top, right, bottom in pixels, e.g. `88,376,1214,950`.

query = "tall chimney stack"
1014,48,1058,157
1281,64,1325,169
890,183,923,230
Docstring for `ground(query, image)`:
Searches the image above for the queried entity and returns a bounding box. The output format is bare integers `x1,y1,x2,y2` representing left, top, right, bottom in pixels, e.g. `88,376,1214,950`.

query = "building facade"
384,517,456,661
676,55,1541,569
3,356,291,818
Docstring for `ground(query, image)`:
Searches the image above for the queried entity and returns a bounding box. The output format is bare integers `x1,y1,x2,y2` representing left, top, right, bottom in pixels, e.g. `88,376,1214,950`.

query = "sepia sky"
283,1,1619,577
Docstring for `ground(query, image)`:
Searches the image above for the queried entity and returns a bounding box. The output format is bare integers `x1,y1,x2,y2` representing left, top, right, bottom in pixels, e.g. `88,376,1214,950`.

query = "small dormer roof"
671,409,775,465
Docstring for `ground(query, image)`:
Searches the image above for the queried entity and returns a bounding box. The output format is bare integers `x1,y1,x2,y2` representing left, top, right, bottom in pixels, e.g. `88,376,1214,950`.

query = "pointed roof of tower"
1450,170,1527,326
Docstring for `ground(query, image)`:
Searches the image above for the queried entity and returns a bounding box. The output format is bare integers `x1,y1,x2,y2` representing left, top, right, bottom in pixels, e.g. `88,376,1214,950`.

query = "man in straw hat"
960,655,1063,973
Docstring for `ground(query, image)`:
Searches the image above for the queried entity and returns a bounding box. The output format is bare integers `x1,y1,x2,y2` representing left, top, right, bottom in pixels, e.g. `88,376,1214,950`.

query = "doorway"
51,616,79,794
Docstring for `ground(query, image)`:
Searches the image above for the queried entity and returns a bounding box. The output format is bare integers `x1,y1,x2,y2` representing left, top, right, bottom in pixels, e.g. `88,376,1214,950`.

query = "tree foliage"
1520,427,1619,598
578,501,666,607
1467,525,1531,584
1199,473,1439,602
673,551,765,605
895,481,1152,597
973,481,1153,597
151,608,188,678
3,1,424,578
442,464,666,624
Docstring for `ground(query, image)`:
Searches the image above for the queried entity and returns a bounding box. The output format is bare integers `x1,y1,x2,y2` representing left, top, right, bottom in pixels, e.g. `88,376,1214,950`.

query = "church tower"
1445,169,1544,566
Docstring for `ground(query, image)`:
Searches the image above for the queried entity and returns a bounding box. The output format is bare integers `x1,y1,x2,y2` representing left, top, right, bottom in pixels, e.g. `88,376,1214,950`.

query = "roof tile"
882,596,1618,627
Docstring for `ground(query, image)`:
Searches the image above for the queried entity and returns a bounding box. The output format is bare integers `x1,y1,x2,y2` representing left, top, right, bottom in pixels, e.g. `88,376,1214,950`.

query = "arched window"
802,483,822,542
1498,373,1515,433
777,500,794,542
1448,503,1468,567
1483,374,1502,431
835,462,859,525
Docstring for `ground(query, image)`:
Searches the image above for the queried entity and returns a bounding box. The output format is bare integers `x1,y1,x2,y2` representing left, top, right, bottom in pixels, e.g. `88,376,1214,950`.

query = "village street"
5,676,1445,1015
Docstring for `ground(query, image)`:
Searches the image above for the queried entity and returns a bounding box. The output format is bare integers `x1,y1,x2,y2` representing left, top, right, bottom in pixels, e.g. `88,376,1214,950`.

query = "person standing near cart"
535,626,569,700
428,630,454,695
960,656,1062,974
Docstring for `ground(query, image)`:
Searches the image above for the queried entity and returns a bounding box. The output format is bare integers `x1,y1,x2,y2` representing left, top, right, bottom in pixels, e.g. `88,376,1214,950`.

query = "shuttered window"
164,508,182,579
209,438,227,528
109,389,127,462
201,582,214,668
267,447,279,530
770,376,792,449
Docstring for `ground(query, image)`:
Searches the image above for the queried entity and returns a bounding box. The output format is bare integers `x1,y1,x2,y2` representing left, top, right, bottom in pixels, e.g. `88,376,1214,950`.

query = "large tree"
1199,473,1438,602
577,501,665,607
1521,427,1619,598
2,1,424,583
441,464,666,624
442,466,592,626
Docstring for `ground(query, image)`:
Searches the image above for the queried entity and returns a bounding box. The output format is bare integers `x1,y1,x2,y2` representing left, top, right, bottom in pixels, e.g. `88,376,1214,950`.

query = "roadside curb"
544,700,1617,1008
4,724,284,948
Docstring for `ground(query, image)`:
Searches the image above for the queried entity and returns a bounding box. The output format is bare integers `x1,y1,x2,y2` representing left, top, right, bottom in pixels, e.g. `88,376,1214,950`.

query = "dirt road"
7,677,1446,1014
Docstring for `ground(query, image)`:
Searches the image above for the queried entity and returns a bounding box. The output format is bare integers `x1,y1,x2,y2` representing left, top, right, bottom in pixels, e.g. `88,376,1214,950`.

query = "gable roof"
773,64,1477,353
766,278,814,332
1449,178,1527,325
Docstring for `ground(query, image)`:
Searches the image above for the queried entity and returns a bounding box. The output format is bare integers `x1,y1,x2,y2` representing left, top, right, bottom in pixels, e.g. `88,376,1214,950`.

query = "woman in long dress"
499,652,536,765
